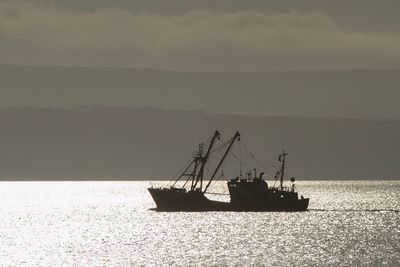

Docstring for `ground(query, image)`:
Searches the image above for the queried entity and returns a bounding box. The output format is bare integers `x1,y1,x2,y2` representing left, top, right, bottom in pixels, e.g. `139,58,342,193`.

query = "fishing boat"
148,131,309,211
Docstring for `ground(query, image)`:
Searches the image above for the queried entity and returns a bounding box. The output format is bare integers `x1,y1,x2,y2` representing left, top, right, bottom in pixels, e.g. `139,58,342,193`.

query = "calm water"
0,181,399,266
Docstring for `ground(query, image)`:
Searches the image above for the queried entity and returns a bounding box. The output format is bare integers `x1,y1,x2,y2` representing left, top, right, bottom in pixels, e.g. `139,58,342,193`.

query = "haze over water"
1,181,399,266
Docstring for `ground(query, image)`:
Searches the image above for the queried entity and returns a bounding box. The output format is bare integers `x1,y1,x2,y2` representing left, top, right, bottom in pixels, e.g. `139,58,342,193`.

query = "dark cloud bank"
1,1,400,71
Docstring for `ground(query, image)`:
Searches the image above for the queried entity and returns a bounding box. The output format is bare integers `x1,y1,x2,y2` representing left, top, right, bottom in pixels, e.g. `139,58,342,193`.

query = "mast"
191,143,204,190
203,131,241,193
193,130,220,191
171,131,220,190
279,150,288,190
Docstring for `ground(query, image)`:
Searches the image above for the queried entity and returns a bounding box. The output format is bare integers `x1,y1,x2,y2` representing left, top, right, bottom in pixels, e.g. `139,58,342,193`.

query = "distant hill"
0,106,399,180
1,65,400,119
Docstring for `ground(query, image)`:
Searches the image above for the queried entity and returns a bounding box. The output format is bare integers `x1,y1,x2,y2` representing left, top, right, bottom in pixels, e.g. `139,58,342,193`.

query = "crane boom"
203,131,240,193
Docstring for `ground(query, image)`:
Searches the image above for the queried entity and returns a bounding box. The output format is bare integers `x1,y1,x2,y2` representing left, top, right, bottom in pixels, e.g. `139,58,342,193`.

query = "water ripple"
0,180,399,266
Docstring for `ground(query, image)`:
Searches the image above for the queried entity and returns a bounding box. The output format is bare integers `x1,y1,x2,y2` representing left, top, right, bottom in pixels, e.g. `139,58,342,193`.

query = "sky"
0,0,400,71
0,1,399,179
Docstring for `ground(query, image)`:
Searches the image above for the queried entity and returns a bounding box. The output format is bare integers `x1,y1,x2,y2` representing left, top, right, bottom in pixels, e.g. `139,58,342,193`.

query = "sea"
0,180,399,266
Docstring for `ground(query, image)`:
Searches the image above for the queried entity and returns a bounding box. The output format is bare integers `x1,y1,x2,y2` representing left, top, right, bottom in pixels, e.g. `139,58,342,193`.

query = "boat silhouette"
148,131,309,211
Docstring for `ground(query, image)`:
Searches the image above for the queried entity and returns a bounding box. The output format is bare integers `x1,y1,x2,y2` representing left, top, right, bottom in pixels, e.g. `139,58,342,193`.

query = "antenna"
279,150,288,190
239,138,243,178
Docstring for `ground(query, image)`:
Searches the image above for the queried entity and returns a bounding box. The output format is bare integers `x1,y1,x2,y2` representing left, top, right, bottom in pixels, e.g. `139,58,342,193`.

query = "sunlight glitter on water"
0,181,399,266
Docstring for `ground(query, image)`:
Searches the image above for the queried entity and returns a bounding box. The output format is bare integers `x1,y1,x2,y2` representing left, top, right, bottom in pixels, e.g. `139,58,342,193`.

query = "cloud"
0,1,400,71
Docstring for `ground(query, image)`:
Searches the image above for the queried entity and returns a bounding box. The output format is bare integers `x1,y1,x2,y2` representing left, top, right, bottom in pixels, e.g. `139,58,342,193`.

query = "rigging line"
204,165,215,189
209,143,227,154
167,157,194,187
210,138,231,154
171,159,196,188
206,162,228,185
182,166,197,189
206,149,225,172
207,151,224,161
204,132,240,193
272,169,280,187
204,165,229,195
205,164,225,183
216,171,228,193
230,151,278,168
223,158,278,169
172,133,221,188
204,161,217,178
240,141,274,177
207,149,226,164
223,152,279,182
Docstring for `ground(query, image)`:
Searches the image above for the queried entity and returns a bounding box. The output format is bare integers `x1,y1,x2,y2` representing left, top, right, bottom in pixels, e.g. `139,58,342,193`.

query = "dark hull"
148,188,309,212
148,188,231,211
229,198,309,212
